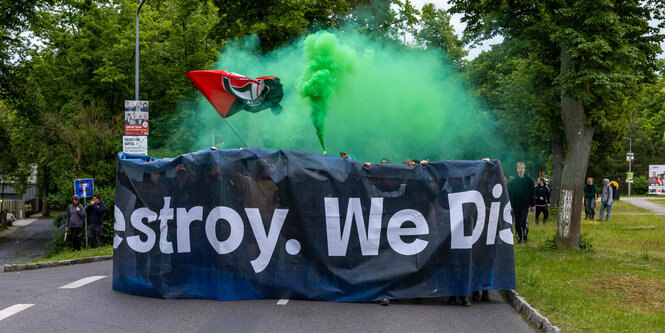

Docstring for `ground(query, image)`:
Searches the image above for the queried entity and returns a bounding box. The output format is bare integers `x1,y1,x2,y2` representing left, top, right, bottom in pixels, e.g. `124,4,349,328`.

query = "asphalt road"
0,260,535,333
0,217,55,267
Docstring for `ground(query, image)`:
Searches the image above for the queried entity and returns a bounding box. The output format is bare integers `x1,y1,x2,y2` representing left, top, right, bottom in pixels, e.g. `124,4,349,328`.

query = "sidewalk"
621,197,665,215
0,213,43,238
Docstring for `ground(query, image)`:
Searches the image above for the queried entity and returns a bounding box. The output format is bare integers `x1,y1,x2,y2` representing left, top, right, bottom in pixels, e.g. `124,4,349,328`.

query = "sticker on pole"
74,178,94,198
123,135,148,155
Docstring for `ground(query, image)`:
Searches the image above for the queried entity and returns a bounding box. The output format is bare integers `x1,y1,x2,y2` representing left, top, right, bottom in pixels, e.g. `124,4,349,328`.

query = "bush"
45,228,69,257
631,175,648,195
53,212,66,228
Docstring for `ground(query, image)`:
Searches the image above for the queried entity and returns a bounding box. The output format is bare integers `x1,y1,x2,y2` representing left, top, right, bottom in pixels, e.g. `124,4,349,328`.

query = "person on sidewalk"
584,177,598,220
66,195,86,251
598,178,614,221
534,177,551,224
86,193,105,248
508,162,535,243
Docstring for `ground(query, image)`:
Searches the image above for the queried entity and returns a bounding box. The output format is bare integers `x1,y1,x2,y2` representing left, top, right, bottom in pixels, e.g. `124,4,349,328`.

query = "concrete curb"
505,289,562,333
3,255,113,272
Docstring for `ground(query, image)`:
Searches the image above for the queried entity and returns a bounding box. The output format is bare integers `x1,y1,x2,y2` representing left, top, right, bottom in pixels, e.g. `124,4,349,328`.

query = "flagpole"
222,118,248,148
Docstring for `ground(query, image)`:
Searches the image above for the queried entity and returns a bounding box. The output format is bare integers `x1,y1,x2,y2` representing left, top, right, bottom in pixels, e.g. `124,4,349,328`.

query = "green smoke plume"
184,30,507,163
297,31,356,150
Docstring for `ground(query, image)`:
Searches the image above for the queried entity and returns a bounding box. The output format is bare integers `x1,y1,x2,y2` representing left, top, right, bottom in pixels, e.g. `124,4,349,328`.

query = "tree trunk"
555,48,594,250
550,135,564,206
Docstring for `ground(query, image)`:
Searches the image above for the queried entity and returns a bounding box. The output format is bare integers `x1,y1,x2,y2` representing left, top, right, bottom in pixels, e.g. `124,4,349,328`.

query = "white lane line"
0,304,34,321
277,299,289,305
59,275,107,289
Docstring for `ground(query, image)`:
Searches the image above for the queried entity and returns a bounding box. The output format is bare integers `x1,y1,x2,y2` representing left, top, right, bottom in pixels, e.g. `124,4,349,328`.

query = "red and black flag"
185,70,284,118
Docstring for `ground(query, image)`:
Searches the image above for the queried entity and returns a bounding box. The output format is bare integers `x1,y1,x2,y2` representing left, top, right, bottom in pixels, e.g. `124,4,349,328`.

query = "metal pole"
628,139,632,197
135,0,147,100
624,137,632,197
84,188,88,248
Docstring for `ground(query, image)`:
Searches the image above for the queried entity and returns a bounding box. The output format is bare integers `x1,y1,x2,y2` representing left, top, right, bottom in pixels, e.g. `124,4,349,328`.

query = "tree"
416,3,467,66
450,0,665,249
465,41,558,174
1,0,222,214
211,0,350,51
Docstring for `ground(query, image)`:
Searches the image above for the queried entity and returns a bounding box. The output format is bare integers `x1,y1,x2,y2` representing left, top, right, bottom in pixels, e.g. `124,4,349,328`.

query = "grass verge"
517,203,665,332
26,245,113,264
647,199,665,207
611,200,653,214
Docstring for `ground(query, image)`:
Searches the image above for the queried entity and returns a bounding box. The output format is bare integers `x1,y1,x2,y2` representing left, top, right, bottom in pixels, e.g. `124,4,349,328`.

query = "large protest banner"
113,148,516,301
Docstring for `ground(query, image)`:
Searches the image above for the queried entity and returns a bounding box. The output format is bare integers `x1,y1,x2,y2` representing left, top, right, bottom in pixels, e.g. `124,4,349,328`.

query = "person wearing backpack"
598,178,614,221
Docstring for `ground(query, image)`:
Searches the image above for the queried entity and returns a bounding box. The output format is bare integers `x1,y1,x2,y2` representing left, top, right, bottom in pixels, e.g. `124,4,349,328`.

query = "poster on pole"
122,135,148,155
626,172,633,183
649,165,665,194
124,100,149,135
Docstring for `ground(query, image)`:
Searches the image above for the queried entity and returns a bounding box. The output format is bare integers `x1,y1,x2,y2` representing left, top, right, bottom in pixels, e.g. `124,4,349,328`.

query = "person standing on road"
598,178,614,221
508,162,534,243
66,195,86,251
584,177,598,220
534,177,551,224
86,193,105,248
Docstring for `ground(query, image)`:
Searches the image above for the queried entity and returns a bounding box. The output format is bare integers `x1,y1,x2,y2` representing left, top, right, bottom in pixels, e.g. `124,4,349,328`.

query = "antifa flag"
185,70,284,118
113,148,516,302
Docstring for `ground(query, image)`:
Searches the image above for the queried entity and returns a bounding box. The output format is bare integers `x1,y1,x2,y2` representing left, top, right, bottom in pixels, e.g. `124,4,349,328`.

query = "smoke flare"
297,31,356,150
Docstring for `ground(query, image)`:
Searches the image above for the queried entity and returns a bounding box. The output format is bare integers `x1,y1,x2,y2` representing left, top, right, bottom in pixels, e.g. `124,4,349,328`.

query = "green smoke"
297,31,356,150
184,30,507,163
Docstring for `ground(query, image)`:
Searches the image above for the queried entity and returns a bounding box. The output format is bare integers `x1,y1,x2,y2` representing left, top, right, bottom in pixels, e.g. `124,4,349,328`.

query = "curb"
3,255,113,272
505,289,561,333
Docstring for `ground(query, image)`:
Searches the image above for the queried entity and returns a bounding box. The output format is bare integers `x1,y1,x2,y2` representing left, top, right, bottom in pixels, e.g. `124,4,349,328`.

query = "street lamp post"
136,0,147,100
624,137,632,197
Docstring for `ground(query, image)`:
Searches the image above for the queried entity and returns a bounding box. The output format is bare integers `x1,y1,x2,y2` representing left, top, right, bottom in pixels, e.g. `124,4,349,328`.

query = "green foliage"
53,212,66,228
46,228,68,257
632,175,649,195
416,3,467,66
211,0,350,51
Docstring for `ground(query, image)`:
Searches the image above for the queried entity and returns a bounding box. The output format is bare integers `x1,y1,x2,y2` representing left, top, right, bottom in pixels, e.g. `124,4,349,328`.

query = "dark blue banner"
113,148,516,301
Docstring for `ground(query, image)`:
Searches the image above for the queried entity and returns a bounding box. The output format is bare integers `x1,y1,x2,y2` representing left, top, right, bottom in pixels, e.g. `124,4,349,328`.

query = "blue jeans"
599,202,612,221
585,198,595,218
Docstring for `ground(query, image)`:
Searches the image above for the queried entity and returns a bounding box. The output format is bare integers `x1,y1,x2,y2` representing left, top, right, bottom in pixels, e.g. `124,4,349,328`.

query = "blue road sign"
74,178,94,198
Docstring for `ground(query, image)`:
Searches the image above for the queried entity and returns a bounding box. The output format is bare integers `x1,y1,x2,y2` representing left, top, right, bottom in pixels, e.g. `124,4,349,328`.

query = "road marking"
277,299,289,305
0,304,34,321
59,275,106,289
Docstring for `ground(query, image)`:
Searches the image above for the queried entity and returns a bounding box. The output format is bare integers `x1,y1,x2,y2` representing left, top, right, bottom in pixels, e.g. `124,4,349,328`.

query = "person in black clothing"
584,177,598,220
86,193,106,248
507,162,534,243
534,177,551,224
